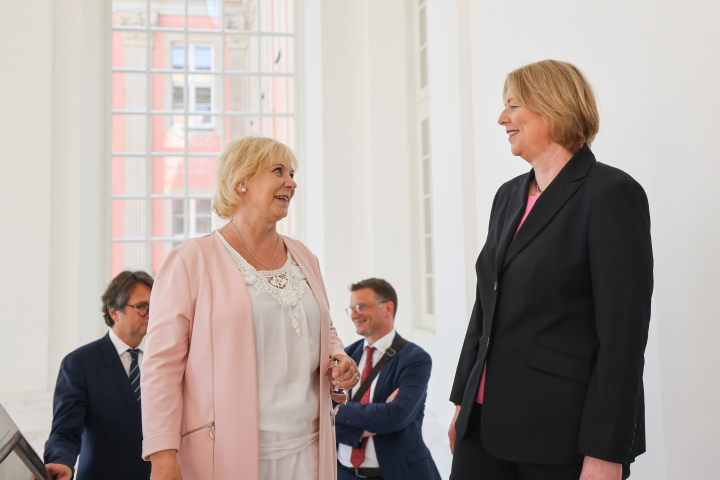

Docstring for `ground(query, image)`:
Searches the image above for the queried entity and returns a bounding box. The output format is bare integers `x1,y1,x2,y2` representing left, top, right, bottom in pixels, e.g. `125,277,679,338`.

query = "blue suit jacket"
44,333,151,480
335,332,441,480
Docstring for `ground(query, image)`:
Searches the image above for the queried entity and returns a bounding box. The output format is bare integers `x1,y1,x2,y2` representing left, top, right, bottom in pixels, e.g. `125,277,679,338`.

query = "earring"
241,187,247,193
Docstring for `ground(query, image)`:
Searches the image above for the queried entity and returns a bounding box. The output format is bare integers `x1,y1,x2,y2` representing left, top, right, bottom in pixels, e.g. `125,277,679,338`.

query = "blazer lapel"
495,175,532,275
502,145,596,271
99,333,142,422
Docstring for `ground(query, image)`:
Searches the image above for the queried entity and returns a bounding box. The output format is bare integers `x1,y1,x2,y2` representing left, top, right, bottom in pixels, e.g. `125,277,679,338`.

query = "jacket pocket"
528,343,592,384
406,448,431,464
181,421,215,440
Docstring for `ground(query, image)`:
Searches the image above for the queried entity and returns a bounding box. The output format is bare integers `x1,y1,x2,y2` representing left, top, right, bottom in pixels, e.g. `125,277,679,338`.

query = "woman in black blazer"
448,60,653,480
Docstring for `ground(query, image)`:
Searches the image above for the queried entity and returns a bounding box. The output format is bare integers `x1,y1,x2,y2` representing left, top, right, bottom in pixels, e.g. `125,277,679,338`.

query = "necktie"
350,345,377,469
128,349,141,402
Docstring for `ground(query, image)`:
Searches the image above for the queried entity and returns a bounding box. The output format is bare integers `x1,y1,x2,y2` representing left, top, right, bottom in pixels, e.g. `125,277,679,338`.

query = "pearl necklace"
229,220,280,270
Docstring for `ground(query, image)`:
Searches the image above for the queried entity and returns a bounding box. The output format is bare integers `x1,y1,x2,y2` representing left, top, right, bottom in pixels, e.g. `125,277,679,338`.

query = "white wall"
0,1,53,393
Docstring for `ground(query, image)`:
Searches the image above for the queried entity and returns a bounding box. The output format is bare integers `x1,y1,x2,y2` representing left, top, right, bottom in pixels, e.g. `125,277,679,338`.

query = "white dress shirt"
337,328,397,469
108,328,145,377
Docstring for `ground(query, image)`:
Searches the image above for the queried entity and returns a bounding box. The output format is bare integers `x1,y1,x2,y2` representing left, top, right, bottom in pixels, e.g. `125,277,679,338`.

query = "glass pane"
424,197,432,234
260,76,293,113
225,35,259,72
261,116,294,147
188,33,221,71
112,157,147,195
425,276,434,314
190,198,213,236
260,0,294,33
112,0,147,28
225,115,260,140
151,241,177,275
111,242,148,279
226,75,259,112
151,0,185,29
188,74,221,113
420,48,428,89
225,0,258,31
152,198,185,238
152,33,185,69
422,157,431,195
188,125,222,153
188,0,221,30
152,157,185,195
112,31,148,69
425,236,433,274
419,7,426,46
189,157,216,195
261,36,293,73
152,73,185,111
151,114,186,152
194,46,213,69
421,118,429,156
112,199,148,238
112,114,148,153
113,73,147,111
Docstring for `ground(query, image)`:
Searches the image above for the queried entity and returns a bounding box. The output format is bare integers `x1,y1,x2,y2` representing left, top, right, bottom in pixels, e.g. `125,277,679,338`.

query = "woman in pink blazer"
141,137,359,480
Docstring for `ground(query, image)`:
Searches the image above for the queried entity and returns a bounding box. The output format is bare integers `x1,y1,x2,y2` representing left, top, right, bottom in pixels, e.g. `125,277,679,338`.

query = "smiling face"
109,283,151,349
349,288,394,345
240,153,297,223
498,87,555,162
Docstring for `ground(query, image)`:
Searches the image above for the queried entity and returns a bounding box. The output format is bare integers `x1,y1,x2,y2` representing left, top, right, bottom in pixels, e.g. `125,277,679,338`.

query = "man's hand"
579,456,622,480
386,388,399,403
34,463,71,480
361,430,375,439
149,449,183,480
448,404,461,455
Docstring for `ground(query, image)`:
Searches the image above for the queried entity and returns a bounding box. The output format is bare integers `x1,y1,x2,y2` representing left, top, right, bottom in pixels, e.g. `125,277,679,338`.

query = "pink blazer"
141,233,345,480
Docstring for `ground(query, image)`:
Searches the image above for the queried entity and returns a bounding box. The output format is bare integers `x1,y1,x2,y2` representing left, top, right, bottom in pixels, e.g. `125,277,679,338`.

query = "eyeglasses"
345,301,387,318
125,303,150,317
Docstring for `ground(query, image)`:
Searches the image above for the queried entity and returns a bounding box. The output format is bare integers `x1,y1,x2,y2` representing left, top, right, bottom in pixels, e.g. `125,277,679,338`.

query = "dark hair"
349,278,398,319
101,271,154,327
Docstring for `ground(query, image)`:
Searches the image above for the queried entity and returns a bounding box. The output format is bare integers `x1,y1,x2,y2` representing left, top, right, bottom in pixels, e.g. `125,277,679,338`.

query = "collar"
108,328,145,356
363,328,397,354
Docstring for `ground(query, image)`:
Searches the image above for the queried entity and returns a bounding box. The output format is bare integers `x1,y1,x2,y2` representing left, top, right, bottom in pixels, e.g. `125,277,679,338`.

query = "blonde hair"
504,60,599,154
212,136,298,219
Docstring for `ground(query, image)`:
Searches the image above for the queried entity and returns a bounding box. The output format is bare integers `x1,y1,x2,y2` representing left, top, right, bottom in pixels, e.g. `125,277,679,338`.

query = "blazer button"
493,281,498,291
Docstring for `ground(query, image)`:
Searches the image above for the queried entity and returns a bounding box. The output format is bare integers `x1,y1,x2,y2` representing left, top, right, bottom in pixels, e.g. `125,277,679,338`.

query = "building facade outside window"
110,0,296,278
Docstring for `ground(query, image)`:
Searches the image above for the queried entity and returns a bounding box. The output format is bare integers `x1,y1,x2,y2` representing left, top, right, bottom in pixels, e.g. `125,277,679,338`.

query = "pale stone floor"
0,391,453,478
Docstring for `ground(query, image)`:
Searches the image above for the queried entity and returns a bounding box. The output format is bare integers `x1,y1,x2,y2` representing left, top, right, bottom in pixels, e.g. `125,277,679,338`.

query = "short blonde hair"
504,60,599,154
212,136,298,219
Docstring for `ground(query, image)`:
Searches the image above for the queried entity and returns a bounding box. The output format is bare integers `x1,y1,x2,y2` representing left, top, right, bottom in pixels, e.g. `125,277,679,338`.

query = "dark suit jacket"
335,332,441,480
44,333,151,480
450,145,653,465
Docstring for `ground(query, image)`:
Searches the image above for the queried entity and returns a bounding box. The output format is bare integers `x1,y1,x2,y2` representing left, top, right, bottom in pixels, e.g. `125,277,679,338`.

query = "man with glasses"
42,271,154,480
335,278,440,480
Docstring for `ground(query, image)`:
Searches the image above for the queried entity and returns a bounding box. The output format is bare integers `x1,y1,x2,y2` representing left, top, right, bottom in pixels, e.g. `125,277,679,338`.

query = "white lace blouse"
215,231,321,476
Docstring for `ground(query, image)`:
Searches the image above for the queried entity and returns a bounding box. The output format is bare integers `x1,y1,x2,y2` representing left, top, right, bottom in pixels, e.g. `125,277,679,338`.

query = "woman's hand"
326,354,360,390
448,404,461,455
579,456,622,480
34,463,72,480
149,450,183,480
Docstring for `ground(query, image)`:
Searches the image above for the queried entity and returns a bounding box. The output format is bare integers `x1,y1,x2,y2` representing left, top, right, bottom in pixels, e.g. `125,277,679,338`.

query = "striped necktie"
128,349,141,402
350,345,377,469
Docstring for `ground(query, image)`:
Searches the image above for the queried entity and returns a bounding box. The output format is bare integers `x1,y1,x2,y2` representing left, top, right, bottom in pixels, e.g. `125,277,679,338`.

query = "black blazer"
44,333,151,480
450,145,653,465
335,333,441,480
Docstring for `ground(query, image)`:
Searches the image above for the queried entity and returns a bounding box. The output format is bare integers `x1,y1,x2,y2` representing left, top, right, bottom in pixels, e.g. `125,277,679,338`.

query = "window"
414,0,435,330
111,0,297,278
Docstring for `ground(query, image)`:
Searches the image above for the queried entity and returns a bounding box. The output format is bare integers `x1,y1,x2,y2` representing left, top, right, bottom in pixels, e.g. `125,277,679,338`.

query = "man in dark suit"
334,278,440,480
42,271,154,480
